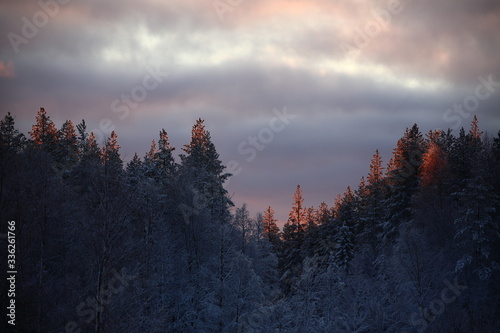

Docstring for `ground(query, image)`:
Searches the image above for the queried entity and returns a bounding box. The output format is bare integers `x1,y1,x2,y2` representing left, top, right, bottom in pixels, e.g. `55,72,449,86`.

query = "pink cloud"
0,61,15,78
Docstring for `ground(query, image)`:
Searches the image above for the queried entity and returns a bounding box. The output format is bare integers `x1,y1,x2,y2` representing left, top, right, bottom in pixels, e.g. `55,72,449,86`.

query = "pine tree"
453,156,500,280
126,153,143,186
263,206,281,247
469,115,482,142
305,206,317,231
143,139,159,179
316,202,332,225
154,129,176,185
367,149,384,188
283,185,306,241
180,119,232,221
30,107,58,150
56,120,78,169
332,187,357,272
334,222,355,273
0,112,25,154
384,124,425,231
85,131,101,163
101,131,123,180
420,130,448,188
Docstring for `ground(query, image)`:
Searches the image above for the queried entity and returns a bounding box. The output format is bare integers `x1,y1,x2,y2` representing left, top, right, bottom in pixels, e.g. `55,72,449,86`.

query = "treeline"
264,116,500,332
0,108,499,332
1,108,277,332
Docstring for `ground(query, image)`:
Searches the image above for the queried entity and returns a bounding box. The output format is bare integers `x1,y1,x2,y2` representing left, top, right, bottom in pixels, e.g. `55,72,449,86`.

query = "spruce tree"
0,112,25,154
283,185,306,241
367,149,384,187
384,124,425,234
316,202,332,225
263,206,281,248
154,129,176,185
30,107,58,151
56,120,79,170
180,118,232,222
453,157,500,280
101,130,123,181
143,139,159,179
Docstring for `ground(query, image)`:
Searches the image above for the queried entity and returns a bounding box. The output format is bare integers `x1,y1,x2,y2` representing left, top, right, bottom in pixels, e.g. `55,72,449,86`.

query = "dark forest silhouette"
1,108,499,332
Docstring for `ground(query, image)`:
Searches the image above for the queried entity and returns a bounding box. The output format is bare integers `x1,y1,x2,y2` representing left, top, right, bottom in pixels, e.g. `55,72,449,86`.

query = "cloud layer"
1,0,500,223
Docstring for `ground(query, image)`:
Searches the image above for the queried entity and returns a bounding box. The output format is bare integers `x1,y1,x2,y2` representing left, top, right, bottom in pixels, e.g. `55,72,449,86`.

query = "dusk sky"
1,0,500,225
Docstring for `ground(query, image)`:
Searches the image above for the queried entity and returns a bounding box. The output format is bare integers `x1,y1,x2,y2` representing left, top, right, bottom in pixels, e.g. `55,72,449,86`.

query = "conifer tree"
420,130,448,188
0,112,25,154
126,153,143,186
154,129,176,185
144,139,159,179
263,206,281,247
384,124,425,233
453,157,500,280
101,131,123,180
316,202,332,225
85,131,101,163
180,119,232,222
367,149,384,188
56,120,78,169
283,185,306,241
305,206,317,231
334,222,355,273
30,107,58,150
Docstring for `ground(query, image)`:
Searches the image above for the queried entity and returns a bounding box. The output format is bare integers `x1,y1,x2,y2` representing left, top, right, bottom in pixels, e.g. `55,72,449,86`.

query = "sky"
1,0,500,225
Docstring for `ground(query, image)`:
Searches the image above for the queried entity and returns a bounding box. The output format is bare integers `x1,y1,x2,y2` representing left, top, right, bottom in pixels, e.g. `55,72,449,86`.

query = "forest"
1,108,499,333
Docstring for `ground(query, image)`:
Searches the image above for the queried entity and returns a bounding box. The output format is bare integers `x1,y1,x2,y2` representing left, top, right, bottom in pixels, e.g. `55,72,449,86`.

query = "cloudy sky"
1,0,500,225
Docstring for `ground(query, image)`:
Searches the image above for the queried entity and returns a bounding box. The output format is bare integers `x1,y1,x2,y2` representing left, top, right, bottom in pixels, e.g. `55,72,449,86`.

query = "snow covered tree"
280,185,308,294
180,118,232,221
453,156,500,280
332,187,357,272
334,222,355,273
126,153,143,186
233,203,253,254
383,124,425,238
